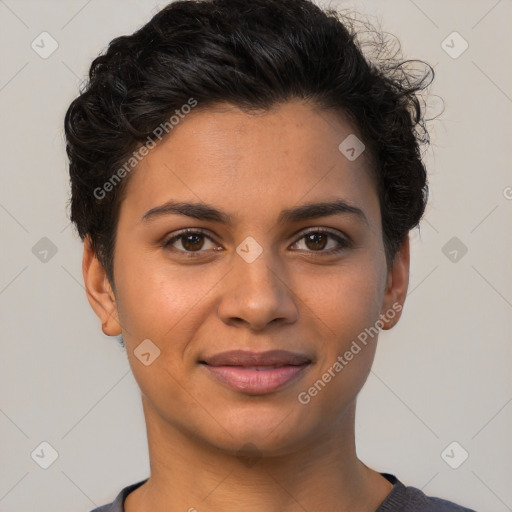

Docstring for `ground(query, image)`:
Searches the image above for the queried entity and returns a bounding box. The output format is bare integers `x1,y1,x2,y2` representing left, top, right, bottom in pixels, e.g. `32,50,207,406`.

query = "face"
84,100,409,457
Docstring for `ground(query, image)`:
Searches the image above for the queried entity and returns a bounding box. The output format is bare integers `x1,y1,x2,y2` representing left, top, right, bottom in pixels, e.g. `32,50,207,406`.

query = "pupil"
184,234,203,251
307,233,326,250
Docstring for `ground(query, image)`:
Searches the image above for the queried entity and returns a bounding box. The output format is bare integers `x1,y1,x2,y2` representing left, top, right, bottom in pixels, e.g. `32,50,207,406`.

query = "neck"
125,397,393,512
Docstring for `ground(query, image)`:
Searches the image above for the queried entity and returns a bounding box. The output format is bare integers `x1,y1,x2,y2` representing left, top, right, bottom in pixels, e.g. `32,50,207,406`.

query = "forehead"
119,100,380,229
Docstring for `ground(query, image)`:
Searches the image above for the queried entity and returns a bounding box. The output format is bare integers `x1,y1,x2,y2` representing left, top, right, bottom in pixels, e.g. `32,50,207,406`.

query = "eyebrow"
141,199,369,227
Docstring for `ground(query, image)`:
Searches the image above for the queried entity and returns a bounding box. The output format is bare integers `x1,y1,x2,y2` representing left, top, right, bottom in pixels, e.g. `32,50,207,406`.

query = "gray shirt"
89,473,477,511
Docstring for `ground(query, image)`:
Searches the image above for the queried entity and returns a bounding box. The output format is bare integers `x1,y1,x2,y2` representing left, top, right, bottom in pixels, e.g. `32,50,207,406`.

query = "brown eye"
163,229,217,256
292,229,350,255
180,233,205,251
304,232,329,251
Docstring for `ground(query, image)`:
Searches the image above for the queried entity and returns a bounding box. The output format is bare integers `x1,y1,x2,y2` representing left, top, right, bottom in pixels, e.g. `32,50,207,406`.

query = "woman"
64,0,477,510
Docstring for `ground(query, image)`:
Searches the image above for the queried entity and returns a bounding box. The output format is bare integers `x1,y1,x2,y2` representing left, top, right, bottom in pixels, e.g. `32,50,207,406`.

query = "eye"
290,228,350,255
162,227,350,258
163,229,219,257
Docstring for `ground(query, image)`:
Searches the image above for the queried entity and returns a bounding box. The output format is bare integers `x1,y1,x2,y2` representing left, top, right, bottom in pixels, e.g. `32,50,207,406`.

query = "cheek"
305,257,384,338
298,253,385,390
295,278,382,422
114,250,217,341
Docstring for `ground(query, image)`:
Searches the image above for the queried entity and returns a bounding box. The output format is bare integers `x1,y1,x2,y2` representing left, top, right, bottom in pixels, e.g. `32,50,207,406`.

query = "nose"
217,246,299,331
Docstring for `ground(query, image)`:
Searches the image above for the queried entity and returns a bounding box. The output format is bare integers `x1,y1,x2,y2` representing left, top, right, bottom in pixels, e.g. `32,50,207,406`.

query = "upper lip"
200,350,312,367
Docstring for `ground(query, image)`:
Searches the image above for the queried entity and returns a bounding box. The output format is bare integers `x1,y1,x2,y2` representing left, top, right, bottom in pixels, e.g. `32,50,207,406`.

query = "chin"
204,407,315,457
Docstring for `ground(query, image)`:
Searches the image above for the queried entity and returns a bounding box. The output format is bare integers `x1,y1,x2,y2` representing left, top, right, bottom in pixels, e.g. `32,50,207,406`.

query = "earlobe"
380,235,410,330
82,236,122,336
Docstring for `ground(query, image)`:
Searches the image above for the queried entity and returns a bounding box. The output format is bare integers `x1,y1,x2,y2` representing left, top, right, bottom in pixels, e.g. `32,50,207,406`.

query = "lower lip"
203,364,310,395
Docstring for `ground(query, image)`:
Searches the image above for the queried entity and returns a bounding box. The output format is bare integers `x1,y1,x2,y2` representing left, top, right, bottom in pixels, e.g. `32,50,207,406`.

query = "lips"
201,349,312,367
200,350,312,395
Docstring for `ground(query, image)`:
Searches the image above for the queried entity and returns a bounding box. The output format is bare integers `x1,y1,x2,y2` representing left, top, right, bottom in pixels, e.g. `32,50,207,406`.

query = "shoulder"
377,473,478,512
89,475,478,512
88,479,148,512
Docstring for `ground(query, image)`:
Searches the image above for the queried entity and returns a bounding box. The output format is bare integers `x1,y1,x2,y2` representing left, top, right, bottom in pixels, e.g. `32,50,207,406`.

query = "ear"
379,234,410,330
82,235,122,336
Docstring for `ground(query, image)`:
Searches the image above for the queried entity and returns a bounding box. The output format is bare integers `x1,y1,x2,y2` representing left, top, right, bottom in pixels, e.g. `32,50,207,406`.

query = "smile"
200,350,312,395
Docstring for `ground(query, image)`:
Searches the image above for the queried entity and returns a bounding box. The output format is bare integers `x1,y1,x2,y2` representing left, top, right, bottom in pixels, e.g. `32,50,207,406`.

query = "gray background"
0,0,511,511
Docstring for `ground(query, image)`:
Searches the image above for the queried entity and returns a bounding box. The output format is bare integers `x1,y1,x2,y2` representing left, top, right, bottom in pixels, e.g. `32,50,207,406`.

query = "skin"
83,100,410,512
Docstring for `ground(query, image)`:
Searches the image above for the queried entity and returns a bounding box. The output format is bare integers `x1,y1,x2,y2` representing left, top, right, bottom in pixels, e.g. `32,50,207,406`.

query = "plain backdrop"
0,1,511,511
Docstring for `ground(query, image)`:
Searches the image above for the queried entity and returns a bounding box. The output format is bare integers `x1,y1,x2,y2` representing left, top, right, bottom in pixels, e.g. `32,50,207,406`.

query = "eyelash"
162,228,351,258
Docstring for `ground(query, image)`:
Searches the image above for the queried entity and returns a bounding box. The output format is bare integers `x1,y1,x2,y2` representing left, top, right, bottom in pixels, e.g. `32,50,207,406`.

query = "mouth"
199,350,312,395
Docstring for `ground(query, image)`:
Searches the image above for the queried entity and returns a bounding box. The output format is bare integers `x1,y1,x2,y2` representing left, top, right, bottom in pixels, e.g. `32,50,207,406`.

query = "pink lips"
200,350,311,395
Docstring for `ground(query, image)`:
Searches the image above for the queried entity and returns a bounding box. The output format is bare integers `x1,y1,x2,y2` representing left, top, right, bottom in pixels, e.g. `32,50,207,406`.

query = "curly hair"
64,0,434,286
